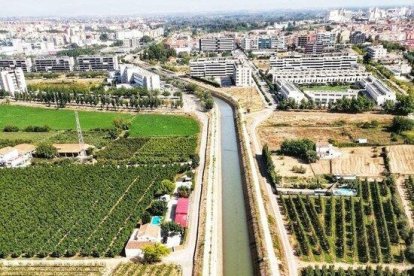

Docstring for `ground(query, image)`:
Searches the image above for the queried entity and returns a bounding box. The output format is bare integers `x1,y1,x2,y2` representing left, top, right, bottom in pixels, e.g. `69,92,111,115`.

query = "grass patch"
0,105,132,130
129,114,199,137
300,85,351,92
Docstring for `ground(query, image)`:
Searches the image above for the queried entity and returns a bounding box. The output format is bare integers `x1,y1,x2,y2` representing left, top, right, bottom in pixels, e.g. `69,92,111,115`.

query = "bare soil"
387,145,414,175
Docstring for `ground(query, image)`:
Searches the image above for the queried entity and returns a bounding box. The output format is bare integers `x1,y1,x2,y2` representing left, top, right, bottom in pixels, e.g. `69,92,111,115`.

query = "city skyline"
0,0,412,17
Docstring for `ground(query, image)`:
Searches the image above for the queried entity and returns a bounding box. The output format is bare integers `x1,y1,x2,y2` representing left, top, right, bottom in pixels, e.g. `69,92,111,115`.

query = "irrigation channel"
215,97,254,276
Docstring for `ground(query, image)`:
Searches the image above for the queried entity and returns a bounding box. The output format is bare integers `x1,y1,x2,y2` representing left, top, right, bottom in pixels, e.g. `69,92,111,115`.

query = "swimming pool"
151,216,162,225
333,188,357,196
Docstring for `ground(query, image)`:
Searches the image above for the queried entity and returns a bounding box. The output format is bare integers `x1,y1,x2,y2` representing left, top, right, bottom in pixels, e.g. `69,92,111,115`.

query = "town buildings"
34,56,75,72
77,56,119,71
359,76,396,105
199,37,235,52
366,45,387,61
276,80,306,103
189,58,252,87
118,64,161,90
303,89,359,106
0,68,27,96
271,69,368,84
0,58,32,72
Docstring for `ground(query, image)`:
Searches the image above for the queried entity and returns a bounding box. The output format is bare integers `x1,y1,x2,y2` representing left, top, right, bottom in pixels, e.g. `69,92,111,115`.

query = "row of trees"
301,265,413,276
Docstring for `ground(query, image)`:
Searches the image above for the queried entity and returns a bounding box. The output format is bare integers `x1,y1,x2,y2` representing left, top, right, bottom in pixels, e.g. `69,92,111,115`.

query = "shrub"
3,125,19,132
147,201,168,216
177,186,191,198
35,143,57,159
24,125,51,132
280,139,318,163
143,243,170,263
390,116,414,134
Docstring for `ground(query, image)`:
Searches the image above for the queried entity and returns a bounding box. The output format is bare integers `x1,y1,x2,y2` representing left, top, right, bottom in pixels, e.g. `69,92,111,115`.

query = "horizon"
0,0,412,18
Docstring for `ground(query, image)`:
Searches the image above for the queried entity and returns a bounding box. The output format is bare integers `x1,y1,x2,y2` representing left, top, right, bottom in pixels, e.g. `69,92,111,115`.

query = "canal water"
215,97,254,276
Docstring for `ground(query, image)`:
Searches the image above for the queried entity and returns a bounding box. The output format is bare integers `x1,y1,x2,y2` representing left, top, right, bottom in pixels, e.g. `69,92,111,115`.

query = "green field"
0,105,133,130
300,85,351,92
129,114,199,137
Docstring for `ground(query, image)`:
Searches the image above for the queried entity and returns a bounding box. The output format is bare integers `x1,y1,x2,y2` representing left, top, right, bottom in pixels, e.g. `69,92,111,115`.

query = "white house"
166,234,182,248
0,144,35,168
124,224,162,258
316,143,342,159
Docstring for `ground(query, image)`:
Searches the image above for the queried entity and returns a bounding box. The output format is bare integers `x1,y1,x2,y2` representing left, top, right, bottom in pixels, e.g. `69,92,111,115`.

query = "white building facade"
0,68,27,97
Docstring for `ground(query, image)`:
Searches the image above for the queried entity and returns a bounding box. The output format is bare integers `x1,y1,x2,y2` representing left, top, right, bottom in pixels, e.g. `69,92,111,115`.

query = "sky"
0,0,412,17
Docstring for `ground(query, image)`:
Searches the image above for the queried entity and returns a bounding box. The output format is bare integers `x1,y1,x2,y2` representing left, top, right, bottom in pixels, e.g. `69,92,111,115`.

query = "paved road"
163,94,210,276
246,109,299,276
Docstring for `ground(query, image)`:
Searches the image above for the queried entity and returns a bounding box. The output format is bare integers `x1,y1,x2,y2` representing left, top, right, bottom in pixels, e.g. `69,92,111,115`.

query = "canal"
215,97,254,276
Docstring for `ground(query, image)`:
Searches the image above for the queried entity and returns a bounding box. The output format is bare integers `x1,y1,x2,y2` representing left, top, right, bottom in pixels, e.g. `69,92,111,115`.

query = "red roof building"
174,198,189,227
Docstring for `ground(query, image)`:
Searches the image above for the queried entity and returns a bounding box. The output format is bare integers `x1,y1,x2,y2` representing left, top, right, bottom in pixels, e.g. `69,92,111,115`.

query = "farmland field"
129,114,199,137
112,263,182,276
301,265,413,276
279,180,411,263
0,263,105,276
387,145,414,175
0,105,132,130
0,164,179,257
259,111,397,151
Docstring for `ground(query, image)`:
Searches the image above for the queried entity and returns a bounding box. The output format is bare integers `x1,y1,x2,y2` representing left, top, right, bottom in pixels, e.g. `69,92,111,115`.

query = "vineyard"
300,265,413,276
0,263,105,276
279,179,412,263
0,164,180,257
97,137,198,164
112,262,182,276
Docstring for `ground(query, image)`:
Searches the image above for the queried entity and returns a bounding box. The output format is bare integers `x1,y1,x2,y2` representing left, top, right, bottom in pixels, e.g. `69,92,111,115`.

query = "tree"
161,221,183,238
35,143,57,159
204,98,214,110
190,154,200,168
406,244,414,263
140,35,153,44
147,201,168,216
390,116,414,134
157,179,175,196
143,243,170,263
3,125,19,132
99,33,109,41
177,186,191,198
141,211,151,224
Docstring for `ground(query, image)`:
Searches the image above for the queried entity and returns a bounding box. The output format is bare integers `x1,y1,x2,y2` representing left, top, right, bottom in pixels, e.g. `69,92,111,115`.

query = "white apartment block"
119,64,161,90
199,37,235,52
34,56,75,72
316,32,337,47
0,58,32,72
359,76,396,106
277,80,306,103
271,69,369,84
189,58,252,87
270,53,358,71
367,45,387,60
77,56,119,71
0,68,27,97
303,89,359,106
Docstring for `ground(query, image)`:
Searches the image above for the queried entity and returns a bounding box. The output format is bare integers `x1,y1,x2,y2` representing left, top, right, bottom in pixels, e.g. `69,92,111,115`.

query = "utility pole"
75,111,87,161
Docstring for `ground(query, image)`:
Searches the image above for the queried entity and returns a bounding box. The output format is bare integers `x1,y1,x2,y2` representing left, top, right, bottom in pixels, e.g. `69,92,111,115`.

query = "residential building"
0,144,35,168
366,45,387,61
53,144,91,158
124,224,161,258
276,80,306,103
199,37,235,52
359,76,396,105
174,198,189,228
316,32,337,48
303,89,359,106
350,31,366,45
0,58,32,72
271,69,368,84
34,56,74,72
189,58,252,87
123,38,141,48
77,55,119,71
304,43,324,54
270,53,357,71
0,68,27,97
118,64,161,90
316,142,342,159
297,35,310,48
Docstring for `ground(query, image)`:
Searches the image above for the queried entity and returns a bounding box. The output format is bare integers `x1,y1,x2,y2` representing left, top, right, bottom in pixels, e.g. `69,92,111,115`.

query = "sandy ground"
272,155,315,178
219,87,266,113
387,145,414,175
27,77,104,85
253,59,270,71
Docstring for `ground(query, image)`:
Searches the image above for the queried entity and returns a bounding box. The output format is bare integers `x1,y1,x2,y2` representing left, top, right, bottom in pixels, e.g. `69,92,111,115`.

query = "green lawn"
129,114,199,137
0,105,133,130
301,85,351,92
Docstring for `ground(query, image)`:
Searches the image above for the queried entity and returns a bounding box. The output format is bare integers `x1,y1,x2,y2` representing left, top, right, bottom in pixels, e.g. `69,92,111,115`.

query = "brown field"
253,59,270,71
272,155,315,177
259,111,398,150
387,145,414,175
221,87,266,112
27,77,104,85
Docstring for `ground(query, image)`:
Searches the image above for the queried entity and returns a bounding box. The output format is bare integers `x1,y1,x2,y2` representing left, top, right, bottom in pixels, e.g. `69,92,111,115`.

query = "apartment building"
271,69,369,84
367,45,387,60
77,56,119,71
304,43,324,54
316,32,337,47
0,68,27,97
199,37,235,52
241,36,284,51
276,80,306,103
0,58,32,72
270,53,358,71
359,76,396,105
118,64,161,90
34,56,75,72
189,58,252,87
303,89,359,106
350,31,367,45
